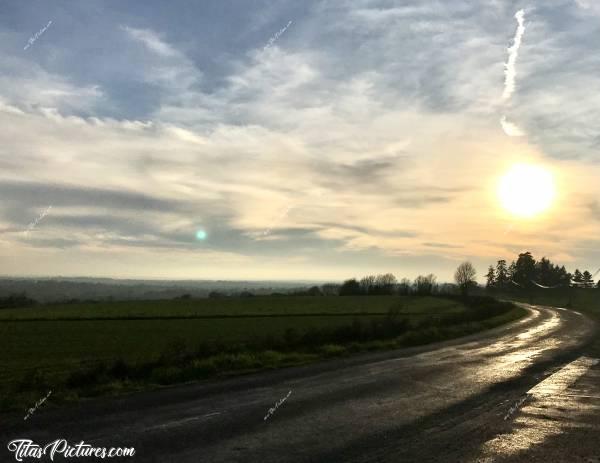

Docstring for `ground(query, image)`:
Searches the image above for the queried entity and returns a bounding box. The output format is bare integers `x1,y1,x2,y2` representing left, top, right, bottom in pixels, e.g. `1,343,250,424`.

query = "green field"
0,295,462,320
0,295,524,412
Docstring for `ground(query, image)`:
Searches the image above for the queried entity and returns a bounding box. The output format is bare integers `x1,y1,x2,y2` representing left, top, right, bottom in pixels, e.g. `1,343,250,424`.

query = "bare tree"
413,274,437,295
398,278,412,295
359,275,376,294
374,273,397,295
454,261,477,297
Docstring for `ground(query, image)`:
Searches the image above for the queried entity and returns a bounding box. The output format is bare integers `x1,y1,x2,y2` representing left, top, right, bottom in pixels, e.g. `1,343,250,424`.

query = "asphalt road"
3,304,599,462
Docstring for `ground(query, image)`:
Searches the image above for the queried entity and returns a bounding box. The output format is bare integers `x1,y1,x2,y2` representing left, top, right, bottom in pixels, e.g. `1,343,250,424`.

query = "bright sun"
498,164,556,218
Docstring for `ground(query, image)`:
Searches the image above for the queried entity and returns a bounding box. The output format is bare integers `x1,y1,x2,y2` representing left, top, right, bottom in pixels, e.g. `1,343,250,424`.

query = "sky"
1,0,600,282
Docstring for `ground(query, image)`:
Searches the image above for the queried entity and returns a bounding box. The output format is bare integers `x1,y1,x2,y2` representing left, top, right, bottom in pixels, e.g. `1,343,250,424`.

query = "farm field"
0,295,462,320
0,295,524,412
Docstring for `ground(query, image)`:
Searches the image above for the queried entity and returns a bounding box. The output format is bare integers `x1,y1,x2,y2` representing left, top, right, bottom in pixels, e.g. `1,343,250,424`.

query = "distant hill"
0,277,325,303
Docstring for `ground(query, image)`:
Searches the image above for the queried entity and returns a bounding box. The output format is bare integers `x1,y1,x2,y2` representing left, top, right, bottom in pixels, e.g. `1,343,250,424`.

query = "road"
3,304,599,462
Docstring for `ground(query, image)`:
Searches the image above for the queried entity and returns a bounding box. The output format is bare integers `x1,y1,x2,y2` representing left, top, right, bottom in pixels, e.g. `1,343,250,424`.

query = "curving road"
3,304,599,462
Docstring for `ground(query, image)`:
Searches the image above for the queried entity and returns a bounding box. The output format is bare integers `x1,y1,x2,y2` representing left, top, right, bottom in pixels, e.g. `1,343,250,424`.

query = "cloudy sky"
1,0,600,281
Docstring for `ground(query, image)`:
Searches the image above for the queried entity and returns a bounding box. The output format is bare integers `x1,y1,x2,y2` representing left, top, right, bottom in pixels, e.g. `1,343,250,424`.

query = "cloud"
121,26,178,57
2,1,600,280
0,180,183,213
500,116,525,136
0,65,103,116
499,10,526,138
503,9,526,101
573,0,600,12
423,242,462,249
119,25,201,97
315,222,418,238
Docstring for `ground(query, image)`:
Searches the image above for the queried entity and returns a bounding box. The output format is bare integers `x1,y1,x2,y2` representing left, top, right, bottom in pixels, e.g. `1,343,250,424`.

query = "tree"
374,273,397,295
582,271,594,288
485,266,496,288
487,252,587,292
0,293,37,309
495,260,508,287
508,261,517,281
535,257,553,286
558,265,571,287
454,261,477,297
321,284,340,296
306,286,324,296
398,278,411,295
513,252,536,287
413,274,437,295
437,282,458,295
572,269,583,287
359,275,376,295
339,278,361,295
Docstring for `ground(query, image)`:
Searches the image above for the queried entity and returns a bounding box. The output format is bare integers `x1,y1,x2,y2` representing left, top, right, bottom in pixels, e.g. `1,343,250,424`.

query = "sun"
498,164,556,218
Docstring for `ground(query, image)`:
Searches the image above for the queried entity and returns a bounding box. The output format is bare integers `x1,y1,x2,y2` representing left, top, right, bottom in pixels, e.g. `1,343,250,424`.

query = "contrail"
500,116,524,137
503,9,526,101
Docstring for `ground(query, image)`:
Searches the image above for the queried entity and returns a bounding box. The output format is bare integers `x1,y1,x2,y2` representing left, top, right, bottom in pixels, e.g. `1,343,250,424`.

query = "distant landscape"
0,277,315,303
3,251,599,414
0,267,526,413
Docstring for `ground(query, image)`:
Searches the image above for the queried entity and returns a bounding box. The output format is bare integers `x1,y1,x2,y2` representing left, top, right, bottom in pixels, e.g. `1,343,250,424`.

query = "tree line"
339,273,438,296
485,252,598,289
339,262,478,297
3,262,482,306
0,293,37,309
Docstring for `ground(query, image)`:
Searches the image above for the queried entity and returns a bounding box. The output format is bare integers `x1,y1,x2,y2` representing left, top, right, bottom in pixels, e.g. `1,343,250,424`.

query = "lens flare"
195,229,207,240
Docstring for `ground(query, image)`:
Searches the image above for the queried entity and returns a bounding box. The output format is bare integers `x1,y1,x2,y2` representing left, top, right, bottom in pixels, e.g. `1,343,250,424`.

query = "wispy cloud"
503,9,526,101
500,116,524,137
120,25,200,93
2,1,600,280
500,9,526,137
574,0,592,10
120,26,177,57
573,0,600,15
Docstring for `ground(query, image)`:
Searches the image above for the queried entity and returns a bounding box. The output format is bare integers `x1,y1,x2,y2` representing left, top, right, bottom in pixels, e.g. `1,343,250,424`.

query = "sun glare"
498,164,556,218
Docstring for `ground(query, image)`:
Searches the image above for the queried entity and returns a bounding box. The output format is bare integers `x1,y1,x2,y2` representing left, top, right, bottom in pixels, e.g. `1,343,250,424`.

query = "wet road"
3,304,599,462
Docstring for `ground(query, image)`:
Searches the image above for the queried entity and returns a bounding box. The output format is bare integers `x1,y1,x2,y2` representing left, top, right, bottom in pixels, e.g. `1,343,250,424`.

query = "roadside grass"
0,295,525,413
